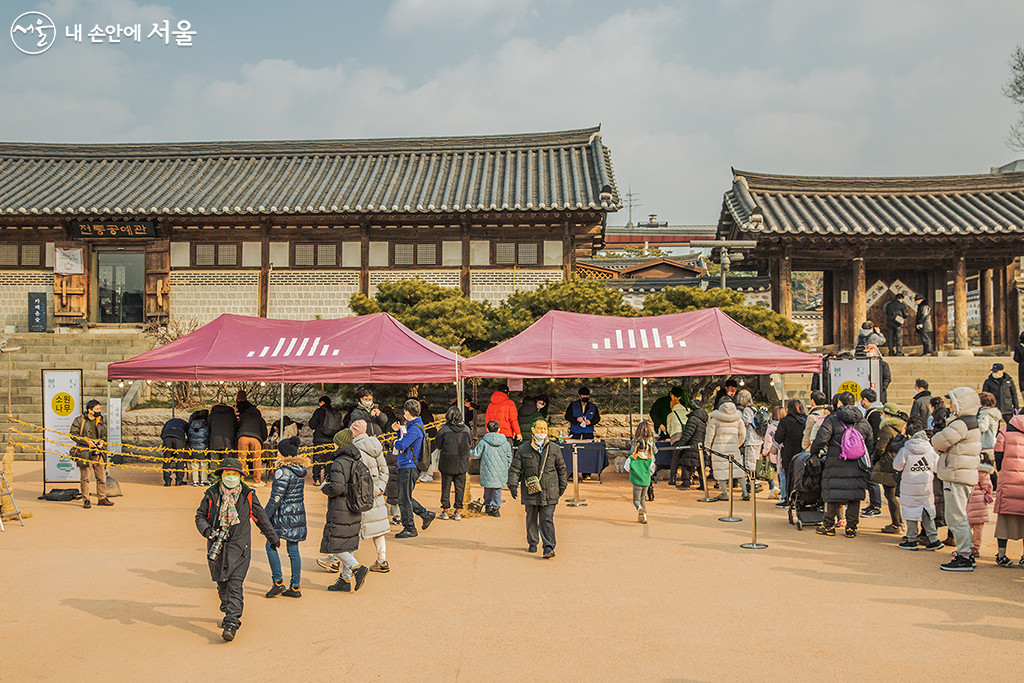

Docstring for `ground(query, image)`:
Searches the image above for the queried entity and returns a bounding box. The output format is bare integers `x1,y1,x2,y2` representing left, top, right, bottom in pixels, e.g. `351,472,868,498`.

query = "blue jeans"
398,467,429,532
483,487,503,509
868,482,881,509
266,539,301,588
778,467,787,499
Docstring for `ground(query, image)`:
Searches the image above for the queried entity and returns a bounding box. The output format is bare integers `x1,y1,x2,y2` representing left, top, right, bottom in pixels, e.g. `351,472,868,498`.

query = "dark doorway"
97,252,145,323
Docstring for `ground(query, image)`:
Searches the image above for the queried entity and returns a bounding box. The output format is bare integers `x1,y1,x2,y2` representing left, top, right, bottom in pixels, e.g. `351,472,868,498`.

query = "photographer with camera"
195,457,279,642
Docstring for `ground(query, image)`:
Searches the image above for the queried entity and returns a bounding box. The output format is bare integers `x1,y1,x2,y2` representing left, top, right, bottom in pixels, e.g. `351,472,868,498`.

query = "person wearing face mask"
982,363,1019,424
195,457,280,642
345,387,389,436
70,399,113,508
507,419,568,558
564,386,601,441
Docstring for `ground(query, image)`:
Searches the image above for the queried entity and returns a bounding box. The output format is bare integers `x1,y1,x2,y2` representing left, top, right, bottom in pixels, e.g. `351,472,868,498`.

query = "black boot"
647,482,655,501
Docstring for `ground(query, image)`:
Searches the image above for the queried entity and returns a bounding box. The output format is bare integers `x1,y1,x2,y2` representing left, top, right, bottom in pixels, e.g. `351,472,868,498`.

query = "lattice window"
494,241,542,266
394,244,415,265
0,244,19,266
417,243,436,265
195,244,216,266
193,243,240,267
392,243,438,266
495,243,516,265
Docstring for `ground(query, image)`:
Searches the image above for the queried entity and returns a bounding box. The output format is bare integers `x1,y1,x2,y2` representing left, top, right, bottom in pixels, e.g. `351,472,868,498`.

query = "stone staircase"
884,355,1015,414
0,330,154,459
779,357,1017,415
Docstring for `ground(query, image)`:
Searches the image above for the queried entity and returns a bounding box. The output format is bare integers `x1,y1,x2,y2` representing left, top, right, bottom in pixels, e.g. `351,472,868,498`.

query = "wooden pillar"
769,258,781,313
1006,260,1019,348
822,270,835,346
562,216,572,281
994,263,1006,347
779,250,793,319
460,216,471,297
259,219,270,318
929,267,948,349
359,221,369,296
980,268,993,346
954,255,968,350
852,256,866,331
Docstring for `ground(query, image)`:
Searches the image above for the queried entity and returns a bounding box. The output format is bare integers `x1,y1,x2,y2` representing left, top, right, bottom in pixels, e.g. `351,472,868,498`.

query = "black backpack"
753,407,771,438
322,408,343,437
345,457,375,513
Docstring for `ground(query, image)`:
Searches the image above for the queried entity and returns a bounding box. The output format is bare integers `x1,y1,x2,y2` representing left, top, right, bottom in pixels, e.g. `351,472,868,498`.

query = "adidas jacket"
893,436,939,522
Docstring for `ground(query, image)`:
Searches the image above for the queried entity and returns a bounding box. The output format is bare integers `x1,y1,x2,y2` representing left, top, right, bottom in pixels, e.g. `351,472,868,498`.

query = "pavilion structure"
717,169,1024,351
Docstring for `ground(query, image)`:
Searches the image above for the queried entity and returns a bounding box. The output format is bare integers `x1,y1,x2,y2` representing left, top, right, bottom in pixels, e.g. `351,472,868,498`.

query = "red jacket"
967,467,993,524
485,391,520,438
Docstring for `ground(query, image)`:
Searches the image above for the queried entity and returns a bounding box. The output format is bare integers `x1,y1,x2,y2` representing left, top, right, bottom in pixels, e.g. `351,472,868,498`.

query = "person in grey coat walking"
914,294,934,355
508,419,568,558
472,420,513,516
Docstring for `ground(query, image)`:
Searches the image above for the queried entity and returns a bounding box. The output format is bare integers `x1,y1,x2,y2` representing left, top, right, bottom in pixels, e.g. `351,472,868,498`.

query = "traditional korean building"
717,169,1024,352
0,127,620,330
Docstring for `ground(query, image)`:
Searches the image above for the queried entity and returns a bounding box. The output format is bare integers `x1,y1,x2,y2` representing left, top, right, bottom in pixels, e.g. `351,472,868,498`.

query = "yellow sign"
51,392,75,416
838,381,862,401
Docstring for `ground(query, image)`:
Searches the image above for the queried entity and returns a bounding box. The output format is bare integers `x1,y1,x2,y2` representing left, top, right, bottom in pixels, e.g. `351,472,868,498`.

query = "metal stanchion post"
566,442,587,507
696,445,717,503
741,471,767,549
718,455,742,522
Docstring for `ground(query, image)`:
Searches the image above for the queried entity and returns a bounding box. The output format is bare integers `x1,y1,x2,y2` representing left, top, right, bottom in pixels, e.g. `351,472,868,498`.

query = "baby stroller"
786,450,824,531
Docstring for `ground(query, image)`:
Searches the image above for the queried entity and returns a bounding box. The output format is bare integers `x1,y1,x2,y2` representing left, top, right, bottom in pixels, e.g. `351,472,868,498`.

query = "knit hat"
214,457,245,475
333,428,353,447
882,402,900,416
277,435,301,458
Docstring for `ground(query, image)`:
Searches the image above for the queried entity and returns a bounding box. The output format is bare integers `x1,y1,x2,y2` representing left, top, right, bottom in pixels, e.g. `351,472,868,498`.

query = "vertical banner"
42,369,83,485
828,358,881,404
28,292,47,332
108,398,123,463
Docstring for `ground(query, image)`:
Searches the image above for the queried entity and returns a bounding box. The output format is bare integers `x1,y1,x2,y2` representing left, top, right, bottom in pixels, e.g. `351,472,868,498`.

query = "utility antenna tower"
624,182,641,227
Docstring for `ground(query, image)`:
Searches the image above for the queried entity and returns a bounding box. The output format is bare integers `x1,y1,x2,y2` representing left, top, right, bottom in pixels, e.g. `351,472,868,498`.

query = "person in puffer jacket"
264,436,307,598
810,392,874,537
893,418,943,551
704,397,746,501
160,417,189,486
472,420,513,516
932,386,982,571
967,459,995,558
993,414,1024,567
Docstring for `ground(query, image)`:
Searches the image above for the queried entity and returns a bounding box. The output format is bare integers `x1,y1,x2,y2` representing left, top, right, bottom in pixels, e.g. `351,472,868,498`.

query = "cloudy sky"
5,0,1024,224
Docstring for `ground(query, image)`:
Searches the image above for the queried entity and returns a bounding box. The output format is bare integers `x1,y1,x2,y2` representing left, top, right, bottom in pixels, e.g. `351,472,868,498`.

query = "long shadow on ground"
62,597,223,643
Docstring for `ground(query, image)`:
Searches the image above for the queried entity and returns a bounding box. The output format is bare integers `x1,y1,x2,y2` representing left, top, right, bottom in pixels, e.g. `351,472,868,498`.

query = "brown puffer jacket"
933,387,982,486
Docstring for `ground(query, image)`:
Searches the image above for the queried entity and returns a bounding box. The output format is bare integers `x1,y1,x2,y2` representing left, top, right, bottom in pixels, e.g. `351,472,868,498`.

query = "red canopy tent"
459,308,821,378
107,313,460,383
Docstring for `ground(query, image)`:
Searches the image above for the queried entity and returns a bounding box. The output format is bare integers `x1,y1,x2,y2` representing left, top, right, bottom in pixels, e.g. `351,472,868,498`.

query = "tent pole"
639,377,644,425
279,382,285,439
627,378,632,437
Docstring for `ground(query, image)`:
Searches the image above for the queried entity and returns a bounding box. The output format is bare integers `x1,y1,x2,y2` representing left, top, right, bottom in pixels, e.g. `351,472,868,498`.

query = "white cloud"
383,0,538,34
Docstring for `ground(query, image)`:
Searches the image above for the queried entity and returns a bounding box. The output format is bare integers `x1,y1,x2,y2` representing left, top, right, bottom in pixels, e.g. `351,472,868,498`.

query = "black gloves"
509,486,518,499
269,538,281,550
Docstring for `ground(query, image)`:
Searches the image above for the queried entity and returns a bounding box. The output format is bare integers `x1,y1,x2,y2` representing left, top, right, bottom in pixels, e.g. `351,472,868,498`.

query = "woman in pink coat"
967,461,994,558
993,415,1024,567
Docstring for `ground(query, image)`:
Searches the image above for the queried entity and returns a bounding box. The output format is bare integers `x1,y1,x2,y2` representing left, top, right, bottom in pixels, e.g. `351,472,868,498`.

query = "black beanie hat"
277,435,301,458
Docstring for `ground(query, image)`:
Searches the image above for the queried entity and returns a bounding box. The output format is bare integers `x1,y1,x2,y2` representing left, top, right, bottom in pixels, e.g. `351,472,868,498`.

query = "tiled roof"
722,169,1024,237
605,275,770,294
580,254,701,271
0,127,620,217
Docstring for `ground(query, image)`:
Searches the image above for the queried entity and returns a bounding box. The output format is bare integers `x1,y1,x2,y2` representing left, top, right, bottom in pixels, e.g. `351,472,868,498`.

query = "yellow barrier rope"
10,416,445,474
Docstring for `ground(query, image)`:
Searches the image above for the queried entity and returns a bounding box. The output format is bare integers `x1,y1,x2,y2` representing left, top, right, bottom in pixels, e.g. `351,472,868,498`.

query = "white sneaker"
638,509,648,524
418,474,432,483
316,555,341,572
438,511,450,520
452,512,462,521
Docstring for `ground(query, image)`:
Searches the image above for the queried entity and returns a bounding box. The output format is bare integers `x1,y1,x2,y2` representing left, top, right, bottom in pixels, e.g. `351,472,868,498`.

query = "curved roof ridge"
0,127,603,160
732,168,1024,194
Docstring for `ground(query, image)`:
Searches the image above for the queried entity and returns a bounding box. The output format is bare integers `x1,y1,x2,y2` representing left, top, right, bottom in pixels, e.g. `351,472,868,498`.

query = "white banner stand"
42,369,83,493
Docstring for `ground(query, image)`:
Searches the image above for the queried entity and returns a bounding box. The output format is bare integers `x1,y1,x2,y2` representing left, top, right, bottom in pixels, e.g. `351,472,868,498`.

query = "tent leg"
279,382,285,440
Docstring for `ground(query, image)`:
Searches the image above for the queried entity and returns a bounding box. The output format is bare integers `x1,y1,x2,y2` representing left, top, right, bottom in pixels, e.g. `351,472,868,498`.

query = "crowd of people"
66,368,1024,643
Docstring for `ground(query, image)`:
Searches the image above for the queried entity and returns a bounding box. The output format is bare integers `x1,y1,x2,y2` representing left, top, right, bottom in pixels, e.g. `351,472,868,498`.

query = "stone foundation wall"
469,270,563,303
0,272,52,332
369,271,460,297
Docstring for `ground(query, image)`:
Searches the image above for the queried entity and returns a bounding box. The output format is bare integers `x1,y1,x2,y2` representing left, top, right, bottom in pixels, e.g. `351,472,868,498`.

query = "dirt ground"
3,460,1023,682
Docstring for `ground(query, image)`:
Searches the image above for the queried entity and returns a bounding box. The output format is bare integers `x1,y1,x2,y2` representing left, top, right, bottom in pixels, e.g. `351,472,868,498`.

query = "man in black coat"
507,420,568,559
308,395,339,484
982,363,1019,423
195,458,279,642
207,403,238,455
810,392,874,537
885,293,910,356
344,387,390,435
914,294,934,355
321,443,369,593
910,379,932,424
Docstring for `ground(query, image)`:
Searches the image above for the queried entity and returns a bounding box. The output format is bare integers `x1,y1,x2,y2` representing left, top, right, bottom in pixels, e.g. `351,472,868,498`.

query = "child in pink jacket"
967,459,996,558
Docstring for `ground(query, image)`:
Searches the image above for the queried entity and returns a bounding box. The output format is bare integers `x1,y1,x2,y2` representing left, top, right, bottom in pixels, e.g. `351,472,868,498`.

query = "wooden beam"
460,216,470,297
779,250,793,319
359,221,369,296
852,256,866,331
954,255,968,350
769,258,780,312
259,219,270,318
980,268,993,346
822,270,834,346
562,216,572,281
930,267,949,350
994,263,1006,347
